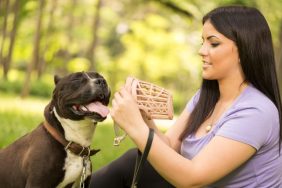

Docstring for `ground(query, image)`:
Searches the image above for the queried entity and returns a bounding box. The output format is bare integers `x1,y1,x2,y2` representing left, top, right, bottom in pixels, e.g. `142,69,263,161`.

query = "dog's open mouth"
72,101,109,120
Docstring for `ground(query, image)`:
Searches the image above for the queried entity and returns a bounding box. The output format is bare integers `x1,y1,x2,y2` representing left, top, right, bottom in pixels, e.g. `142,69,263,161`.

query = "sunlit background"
0,0,281,170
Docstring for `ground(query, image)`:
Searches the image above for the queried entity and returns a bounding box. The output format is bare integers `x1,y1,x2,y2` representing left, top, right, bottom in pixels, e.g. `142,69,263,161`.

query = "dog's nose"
94,78,106,86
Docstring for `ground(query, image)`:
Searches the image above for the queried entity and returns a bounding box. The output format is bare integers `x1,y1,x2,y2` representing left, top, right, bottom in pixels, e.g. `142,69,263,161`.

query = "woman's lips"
203,61,212,69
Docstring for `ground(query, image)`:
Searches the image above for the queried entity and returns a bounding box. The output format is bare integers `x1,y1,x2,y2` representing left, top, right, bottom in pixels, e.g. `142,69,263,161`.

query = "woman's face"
199,20,242,81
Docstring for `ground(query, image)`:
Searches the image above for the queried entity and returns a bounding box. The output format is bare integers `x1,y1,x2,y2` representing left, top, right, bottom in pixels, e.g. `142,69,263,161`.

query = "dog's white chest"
56,152,91,188
54,110,95,188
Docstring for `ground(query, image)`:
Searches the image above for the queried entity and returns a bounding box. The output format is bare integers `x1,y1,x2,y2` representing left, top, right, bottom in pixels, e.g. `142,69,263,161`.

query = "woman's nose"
198,43,208,56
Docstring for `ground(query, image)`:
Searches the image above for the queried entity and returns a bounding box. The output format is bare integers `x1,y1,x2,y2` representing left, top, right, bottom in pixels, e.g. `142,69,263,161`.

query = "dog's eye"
71,78,87,83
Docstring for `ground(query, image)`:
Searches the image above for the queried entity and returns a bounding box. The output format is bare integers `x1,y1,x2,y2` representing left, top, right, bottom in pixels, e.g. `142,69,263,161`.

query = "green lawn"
0,92,135,171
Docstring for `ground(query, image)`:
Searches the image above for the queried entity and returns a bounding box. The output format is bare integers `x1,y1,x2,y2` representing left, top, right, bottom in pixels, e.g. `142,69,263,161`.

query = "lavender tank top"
181,85,282,188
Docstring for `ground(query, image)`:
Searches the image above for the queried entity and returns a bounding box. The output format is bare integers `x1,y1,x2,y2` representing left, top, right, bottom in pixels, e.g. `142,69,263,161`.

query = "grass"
0,92,135,171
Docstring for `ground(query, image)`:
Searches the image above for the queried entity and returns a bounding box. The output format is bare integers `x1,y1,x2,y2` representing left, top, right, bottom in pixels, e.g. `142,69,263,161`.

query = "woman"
90,5,282,187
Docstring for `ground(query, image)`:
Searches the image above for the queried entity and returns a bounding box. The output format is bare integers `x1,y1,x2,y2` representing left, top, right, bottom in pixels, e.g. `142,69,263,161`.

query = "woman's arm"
142,110,190,152
140,113,170,145
111,88,256,187
165,109,190,152
131,128,256,187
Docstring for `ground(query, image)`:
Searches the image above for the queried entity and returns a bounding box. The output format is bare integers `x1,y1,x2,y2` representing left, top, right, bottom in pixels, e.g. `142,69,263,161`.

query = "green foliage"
0,110,42,148
0,70,53,98
29,79,53,98
67,58,91,72
91,124,135,170
1,0,281,114
112,13,201,112
0,79,23,94
0,93,47,148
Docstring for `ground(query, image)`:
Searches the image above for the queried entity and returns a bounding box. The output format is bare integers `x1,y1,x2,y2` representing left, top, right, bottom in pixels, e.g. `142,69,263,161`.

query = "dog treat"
126,76,174,120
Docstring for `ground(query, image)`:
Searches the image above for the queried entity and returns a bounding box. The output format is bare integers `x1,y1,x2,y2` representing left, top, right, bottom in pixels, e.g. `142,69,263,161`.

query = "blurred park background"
0,0,282,171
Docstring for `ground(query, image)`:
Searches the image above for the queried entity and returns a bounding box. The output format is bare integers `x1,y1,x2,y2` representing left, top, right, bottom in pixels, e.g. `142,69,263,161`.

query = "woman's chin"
202,73,217,80
202,72,211,80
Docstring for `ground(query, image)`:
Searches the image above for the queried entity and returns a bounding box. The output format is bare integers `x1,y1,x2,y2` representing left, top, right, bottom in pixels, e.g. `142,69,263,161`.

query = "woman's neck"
218,79,248,102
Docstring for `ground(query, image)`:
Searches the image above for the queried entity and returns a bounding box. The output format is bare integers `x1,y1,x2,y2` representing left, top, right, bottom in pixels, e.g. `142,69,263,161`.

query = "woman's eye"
211,43,219,47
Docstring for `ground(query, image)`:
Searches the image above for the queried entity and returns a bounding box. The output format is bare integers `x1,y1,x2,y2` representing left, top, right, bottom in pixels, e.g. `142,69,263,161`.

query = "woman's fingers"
125,77,134,92
111,88,135,117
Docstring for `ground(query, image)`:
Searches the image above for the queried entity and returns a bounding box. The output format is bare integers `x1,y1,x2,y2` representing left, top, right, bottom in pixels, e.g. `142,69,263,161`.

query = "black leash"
131,128,154,188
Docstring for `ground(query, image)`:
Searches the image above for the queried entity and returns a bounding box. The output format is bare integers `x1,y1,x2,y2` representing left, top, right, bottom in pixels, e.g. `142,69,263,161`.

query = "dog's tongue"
85,102,109,117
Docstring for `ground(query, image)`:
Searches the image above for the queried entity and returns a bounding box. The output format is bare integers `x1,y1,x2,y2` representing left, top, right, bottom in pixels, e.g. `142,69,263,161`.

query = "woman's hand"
111,86,147,138
140,111,155,128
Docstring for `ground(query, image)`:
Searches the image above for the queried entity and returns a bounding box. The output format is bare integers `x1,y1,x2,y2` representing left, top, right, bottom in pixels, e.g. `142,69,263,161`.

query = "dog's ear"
54,75,61,85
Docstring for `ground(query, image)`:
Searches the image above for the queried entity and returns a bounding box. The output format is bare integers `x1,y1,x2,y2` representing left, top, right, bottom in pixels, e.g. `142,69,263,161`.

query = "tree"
0,0,21,80
21,0,45,98
276,22,282,92
0,0,9,74
150,0,193,18
37,0,58,78
85,0,103,70
3,0,21,80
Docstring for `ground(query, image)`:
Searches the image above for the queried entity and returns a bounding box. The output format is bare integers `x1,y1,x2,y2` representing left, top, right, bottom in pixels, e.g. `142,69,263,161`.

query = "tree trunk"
0,0,9,65
0,0,10,79
37,0,57,79
85,0,102,71
276,21,282,95
67,0,77,44
3,0,20,80
21,0,45,98
150,0,193,18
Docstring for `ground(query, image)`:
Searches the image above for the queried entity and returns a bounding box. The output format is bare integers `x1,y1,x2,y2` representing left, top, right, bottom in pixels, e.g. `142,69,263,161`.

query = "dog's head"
51,71,111,122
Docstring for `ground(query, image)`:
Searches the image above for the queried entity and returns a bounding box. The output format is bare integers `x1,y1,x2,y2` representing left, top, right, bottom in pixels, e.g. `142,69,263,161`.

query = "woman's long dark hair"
180,6,282,149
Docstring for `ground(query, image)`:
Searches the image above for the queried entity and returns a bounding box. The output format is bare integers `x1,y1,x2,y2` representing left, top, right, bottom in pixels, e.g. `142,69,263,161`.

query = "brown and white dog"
0,71,111,188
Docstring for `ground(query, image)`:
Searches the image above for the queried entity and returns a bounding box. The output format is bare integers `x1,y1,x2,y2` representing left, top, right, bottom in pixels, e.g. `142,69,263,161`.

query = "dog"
0,71,111,188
